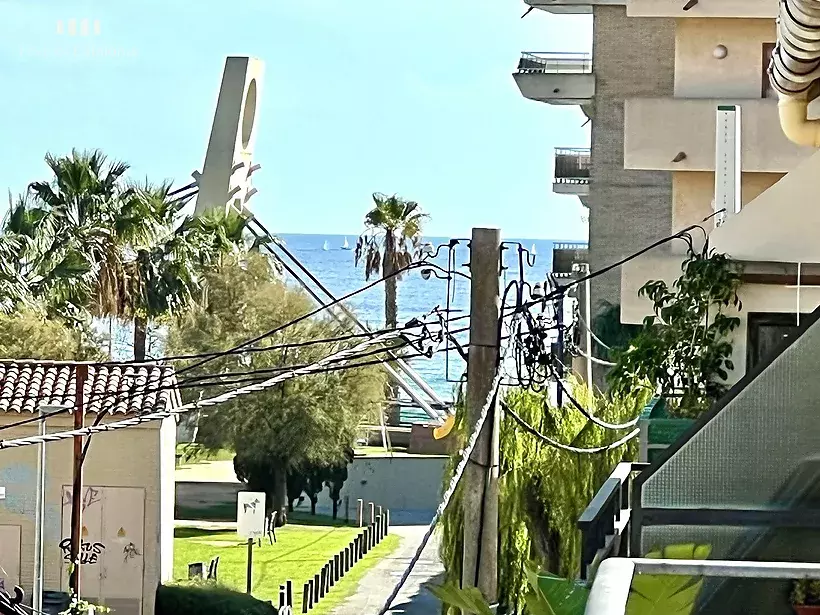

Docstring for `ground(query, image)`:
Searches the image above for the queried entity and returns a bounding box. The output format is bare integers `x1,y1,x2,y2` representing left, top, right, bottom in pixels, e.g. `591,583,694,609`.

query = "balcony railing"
578,462,648,580
517,52,593,75
554,147,591,185
552,242,589,278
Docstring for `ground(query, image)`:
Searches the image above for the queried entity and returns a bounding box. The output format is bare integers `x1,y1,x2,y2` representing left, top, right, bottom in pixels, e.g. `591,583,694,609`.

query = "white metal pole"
797,262,802,327
584,272,593,386
32,405,46,614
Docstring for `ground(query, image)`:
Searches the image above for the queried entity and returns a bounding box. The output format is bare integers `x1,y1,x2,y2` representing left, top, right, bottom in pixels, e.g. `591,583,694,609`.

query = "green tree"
169,253,386,525
607,248,743,418
5,150,249,359
0,309,103,360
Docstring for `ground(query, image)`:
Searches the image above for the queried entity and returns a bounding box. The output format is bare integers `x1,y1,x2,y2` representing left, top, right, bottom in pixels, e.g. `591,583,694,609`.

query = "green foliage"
429,567,588,615
791,579,820,606
427,582,495,615
354,192,428,330
591,301,641,360
608,249,743,418
524,567,589,615
626,543,711,615
439,381,647,613
0,309,103,360
155,582,277,615
169,253,386,523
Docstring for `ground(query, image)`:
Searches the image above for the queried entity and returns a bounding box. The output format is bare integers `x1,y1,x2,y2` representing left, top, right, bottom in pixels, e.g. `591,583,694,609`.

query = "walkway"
331,525,443,615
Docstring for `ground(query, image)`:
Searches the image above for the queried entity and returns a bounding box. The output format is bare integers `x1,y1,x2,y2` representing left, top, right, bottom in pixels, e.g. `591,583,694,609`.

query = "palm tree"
354,193,428,329
354,193,427,426
124,182,250,359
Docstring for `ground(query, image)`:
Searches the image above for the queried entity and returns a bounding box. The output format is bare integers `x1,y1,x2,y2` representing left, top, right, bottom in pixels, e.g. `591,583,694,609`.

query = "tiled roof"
0,361,179,415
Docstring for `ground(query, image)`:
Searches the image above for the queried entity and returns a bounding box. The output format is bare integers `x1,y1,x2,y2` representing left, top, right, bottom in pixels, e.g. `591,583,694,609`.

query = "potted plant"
791,579,820,614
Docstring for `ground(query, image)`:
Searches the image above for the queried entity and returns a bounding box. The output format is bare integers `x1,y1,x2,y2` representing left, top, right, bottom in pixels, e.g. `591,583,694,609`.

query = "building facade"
517,0,820,382
0,361,178,615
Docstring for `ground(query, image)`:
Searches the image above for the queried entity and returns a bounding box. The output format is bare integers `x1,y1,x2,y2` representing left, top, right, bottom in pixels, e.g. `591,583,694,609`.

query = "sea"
106,233,574,424
276,234,566,424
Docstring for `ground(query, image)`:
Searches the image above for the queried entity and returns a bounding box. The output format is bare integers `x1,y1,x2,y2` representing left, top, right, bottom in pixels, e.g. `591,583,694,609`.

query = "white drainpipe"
770,0,820,145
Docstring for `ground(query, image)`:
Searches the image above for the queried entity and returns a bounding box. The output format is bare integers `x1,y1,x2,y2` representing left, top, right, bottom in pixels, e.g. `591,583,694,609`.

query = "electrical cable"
551,369,640,430
0,329,472,440
501,401,639,453
569,344,617,367
376,314,520,615
578,313,612,351
0,324,424,449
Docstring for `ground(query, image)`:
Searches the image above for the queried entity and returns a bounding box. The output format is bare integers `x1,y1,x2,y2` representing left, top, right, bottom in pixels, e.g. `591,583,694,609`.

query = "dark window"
762,43,776,98
746,312,801,371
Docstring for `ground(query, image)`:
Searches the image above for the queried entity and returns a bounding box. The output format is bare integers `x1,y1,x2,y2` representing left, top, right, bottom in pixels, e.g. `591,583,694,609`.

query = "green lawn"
174,523,400,614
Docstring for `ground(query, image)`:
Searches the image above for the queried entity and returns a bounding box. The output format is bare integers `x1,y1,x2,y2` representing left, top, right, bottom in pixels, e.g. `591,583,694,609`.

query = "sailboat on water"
341,237,351,250
322,240,329,251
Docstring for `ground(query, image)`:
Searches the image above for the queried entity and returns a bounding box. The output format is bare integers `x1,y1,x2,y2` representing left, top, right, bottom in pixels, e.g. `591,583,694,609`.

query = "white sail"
323,241,329,251
342,237,350,250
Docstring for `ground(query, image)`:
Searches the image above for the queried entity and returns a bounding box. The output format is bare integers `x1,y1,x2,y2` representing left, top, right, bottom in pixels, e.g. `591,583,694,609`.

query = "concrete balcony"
514,52,595,106
553,147,590,196
525,0,624,15
627,0,776,18
623,97,815,173
552,242,589,279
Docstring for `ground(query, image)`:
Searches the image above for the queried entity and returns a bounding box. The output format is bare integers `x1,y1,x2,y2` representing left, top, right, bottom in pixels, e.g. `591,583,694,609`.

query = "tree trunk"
332,499,338,520
383,235,401,425
310,497,317,516
133,316,147,361
272,464,288,527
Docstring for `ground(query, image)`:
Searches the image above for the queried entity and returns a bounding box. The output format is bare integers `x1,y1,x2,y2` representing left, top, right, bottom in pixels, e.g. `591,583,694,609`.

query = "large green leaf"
427,581,494,615
525,567,589,615
626,543,712,615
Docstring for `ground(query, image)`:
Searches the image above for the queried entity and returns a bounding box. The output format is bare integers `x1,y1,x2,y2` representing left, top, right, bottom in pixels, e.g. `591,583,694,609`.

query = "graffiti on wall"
61,486,102,512
58,538,105,564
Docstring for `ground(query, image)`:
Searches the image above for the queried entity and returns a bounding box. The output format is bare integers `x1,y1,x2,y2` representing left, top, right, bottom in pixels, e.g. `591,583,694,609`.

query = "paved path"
331,525,443,615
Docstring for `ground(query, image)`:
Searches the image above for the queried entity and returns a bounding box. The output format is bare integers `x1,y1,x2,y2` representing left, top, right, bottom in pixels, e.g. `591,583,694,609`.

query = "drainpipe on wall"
770,0,820,146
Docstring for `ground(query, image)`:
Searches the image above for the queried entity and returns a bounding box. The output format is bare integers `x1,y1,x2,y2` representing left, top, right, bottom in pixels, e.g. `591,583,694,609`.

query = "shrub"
155,582,277,615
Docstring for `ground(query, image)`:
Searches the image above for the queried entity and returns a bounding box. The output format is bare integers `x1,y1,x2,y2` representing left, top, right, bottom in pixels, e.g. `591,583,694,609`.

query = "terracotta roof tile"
0,361,178,415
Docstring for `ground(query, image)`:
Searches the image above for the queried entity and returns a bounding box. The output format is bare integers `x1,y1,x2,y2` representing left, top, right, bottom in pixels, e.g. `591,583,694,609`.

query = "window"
762,43,776,98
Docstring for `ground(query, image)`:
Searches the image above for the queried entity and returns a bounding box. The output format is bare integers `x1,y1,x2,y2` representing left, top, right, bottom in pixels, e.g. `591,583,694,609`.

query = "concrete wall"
674,19,775,98
588,6,676,313
672,171,783,231
176,455,449,526
627,0,777,19
0,415,172,615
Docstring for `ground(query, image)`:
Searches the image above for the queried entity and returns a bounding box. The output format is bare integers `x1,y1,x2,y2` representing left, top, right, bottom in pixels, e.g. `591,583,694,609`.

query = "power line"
0,324,438,448
376,313,520,615
502,401,639,453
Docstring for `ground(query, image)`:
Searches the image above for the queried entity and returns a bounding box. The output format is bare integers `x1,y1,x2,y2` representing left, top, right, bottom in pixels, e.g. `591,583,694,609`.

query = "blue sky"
0,0,591,240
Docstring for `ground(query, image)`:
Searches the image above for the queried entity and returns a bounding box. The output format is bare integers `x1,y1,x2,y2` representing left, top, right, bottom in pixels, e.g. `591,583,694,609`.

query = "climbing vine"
439,381,648,613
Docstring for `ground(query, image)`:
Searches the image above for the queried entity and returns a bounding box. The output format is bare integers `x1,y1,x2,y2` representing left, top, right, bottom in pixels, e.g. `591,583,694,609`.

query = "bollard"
319,567,327,598
344,546,351,573
328,561,335,588
313,573,320,604
369,502,375,526
363,528,370,555
334,554,341,582
286,580,293,607
385,509,390,536
357,499,364,527
303,581,312,613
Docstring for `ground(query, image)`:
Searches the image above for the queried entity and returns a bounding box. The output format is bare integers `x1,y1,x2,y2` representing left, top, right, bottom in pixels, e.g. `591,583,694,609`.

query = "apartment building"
516,0,820,382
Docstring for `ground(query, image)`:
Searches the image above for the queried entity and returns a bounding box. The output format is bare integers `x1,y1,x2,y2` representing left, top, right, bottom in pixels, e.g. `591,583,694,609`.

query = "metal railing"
585,558,820,615
517,52,593,74
577,462,648,580
554,147,591,184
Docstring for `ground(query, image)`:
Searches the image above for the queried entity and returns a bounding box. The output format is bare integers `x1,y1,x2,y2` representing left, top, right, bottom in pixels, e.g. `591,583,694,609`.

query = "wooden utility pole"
69,364,88,599
461,227,501,605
